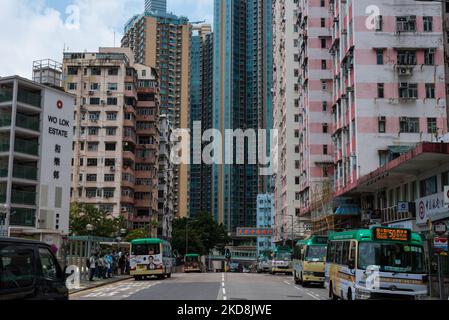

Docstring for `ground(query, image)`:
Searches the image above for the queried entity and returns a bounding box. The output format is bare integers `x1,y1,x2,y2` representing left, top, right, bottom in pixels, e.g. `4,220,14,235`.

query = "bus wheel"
294,272,300,285
134,276,141,281
329,283,338,300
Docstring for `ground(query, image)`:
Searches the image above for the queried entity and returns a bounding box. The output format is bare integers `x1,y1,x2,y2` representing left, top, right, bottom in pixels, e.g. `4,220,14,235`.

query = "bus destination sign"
373,227,411,242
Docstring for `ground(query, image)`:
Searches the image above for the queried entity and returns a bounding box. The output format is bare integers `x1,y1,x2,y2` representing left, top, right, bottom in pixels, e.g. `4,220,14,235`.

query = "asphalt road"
70,272,328,301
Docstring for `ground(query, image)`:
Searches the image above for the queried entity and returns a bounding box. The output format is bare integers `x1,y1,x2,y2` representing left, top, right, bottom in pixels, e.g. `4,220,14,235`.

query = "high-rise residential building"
213,0,273,232
63,47,161,233
145,0,167,14
122,11,191,218
273,0,313,243
32,59,63,89
295,0,447,233
158,114,174,240
189,24,213,218
0,76,74,249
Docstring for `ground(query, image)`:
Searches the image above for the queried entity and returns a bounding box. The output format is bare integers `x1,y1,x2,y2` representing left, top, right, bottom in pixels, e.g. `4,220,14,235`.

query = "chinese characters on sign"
373,227,411,242
53,144,61,180
416,192,449,225
236,228,275,237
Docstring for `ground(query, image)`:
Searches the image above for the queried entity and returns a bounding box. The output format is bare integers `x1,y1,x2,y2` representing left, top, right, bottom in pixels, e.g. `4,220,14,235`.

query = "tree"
171,213,230,256
69,203,126,238
125,229,150,242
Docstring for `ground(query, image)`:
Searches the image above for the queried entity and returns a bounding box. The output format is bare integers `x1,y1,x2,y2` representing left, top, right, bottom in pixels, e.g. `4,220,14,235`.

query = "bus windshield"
305,246,327,262
275,252,291,261
358,242,425,274
132,244,161,256
185,256,199,263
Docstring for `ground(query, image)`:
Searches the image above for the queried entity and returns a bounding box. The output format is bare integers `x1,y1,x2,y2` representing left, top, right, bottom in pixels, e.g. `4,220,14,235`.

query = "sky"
0,0,214,78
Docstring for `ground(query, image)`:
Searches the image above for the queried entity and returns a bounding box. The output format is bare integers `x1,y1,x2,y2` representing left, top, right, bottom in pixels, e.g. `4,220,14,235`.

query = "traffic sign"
434,237,448,254
434,221,448,236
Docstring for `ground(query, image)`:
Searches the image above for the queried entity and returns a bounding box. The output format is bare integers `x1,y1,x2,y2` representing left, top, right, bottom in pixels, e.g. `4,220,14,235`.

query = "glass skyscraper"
213,0,273,233
145,0,167,13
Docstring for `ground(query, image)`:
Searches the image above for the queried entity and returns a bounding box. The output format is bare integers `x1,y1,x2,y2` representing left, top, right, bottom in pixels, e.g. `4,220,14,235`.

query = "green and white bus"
293,236,328,286
269,246,292,275
325,227,427,300
130,238,173,280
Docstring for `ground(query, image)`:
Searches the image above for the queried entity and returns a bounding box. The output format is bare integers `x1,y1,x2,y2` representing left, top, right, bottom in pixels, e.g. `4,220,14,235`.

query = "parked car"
0,238,68,300
229,262,243,273
257,257,270,273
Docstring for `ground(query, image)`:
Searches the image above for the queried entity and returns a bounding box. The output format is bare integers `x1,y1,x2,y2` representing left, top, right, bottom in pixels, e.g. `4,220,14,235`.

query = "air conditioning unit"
88,91,94,95
110,166,116,172
107,91,112,95
101,100,106,105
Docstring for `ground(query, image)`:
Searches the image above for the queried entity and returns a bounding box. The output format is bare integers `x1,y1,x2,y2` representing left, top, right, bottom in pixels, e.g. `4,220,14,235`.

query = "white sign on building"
416,192,449,225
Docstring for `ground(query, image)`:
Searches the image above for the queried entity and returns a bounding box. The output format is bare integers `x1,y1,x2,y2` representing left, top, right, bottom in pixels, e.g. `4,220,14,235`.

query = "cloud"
0,0,213,79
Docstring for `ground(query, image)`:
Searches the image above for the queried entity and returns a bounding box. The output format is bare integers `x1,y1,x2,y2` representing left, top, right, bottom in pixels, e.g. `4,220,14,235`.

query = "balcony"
11,190,36,206
0,113,11,127
0,88,13,103
16,113,40,132
10,208,36,227
381,205,415,224
14,138,39,156
12,164,38,181
18,89,41,108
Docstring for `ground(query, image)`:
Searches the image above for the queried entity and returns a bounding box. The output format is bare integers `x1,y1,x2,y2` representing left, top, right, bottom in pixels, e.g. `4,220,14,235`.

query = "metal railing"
12,164,38,180
381,206,414,224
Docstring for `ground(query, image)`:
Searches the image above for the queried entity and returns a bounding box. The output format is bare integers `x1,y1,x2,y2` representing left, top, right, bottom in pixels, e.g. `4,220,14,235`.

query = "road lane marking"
294,286,322,301
221,273,227,301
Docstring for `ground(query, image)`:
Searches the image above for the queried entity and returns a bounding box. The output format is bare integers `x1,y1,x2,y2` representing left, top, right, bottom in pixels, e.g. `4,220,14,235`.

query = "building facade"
158,114,174,240
63,48,160,233
213,0,273,232
189,25,213,218
0,76,74,248
122,11,191,219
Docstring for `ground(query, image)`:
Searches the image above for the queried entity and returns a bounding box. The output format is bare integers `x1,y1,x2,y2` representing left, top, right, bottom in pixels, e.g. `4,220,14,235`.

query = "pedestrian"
119,254,126,275
125,252,130,275
89,253,97,281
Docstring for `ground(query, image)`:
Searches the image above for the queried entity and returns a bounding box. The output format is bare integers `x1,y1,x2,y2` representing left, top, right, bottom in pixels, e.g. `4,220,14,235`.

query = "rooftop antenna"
114,32,116,47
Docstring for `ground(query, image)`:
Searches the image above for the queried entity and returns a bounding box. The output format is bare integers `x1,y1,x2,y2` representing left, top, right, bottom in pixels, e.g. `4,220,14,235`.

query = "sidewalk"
69,275,133,294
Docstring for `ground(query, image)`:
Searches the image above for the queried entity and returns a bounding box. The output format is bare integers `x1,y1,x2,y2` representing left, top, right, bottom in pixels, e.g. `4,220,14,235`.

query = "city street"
70,272,328,301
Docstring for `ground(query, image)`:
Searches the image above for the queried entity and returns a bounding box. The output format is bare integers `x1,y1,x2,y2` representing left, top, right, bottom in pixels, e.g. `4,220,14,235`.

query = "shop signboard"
416,192,449,225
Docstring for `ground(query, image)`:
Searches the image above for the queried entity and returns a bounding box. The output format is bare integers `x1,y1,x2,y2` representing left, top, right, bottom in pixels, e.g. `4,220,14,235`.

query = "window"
294,115,300,123
68,83,77,90
89,112,100,121
320,0,325,7
106,112,118,121
321,60,327,70
399,83,418,99
321,18,326,28
396,16,416,32
377,83,385,98
107,97,117,106
105,143,116,151
321,38,327,49
107,83,118,91
321,80,327,90
322,101,327,112
323,123,329,133
294,130,300,138
87,142,98,152
375,116,385,133
0,245,35,289
295,177,300,185
86,174,97,182
323,167,329,178
105,127,117,136
397,50,417,65
423,16,433,32
427,118,437,134
426,83,435,99
103,188,115,198
88,127,99,136
376,49,384,65
86,189,98,198
89,98,100,105
105,159,115,166
399,117,420,133
323,145,328,155
67,67,78,75
420,176,437,197
91,67,101,76
90,83,100,91
424,48,435,65
87,158,98,167
375,15,383,31
108,68,119,76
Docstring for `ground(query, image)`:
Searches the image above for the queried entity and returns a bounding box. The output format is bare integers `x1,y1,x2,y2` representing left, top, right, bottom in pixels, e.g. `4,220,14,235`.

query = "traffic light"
225,249,231,260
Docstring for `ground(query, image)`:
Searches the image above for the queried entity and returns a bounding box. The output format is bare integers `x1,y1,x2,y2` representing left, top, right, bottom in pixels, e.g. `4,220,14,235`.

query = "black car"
0,238,68,300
